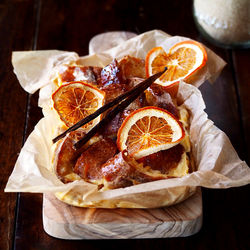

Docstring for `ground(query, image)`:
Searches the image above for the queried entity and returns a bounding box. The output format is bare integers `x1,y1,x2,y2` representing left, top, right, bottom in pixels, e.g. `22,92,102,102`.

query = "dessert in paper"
5,30,250,208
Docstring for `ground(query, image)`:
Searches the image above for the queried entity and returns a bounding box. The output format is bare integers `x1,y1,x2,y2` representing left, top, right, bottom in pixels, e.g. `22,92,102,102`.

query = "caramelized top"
55,55,188,188
100,59,125,87
55,131,85,183
74,138,117,181
138,144,185,174
59,65,102,85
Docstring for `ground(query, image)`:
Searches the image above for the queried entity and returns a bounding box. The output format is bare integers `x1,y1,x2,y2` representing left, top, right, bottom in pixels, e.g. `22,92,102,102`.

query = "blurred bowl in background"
193,0,250,49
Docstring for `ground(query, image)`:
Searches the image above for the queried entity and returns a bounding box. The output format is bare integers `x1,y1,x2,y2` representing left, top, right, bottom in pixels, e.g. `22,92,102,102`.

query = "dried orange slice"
145,40,207,87
117,106,185,159
52,81,105,128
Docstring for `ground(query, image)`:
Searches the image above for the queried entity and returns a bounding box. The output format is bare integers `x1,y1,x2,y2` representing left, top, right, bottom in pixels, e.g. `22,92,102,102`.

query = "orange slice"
52,81,105,128
145,40,207,88
117,106,185,159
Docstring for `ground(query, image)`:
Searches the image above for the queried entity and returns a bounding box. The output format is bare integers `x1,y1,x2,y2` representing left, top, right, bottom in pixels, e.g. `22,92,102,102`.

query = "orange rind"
52,81,105,129
117,106,185,159
145,40,207,90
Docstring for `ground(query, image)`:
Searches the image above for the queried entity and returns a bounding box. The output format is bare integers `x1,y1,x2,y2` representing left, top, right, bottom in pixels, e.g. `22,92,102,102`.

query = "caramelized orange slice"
117,106,185,159
145,40,207,87
52,81,105,129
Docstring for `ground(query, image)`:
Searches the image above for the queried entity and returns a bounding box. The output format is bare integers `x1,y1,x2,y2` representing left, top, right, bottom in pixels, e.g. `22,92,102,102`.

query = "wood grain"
199,54,245,161
35,0,140,54
0,1,37,249
43,189,202,239
232,49,250,164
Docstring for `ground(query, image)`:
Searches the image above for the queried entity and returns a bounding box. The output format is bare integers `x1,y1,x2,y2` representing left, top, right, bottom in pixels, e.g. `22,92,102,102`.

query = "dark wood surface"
0,0,249,249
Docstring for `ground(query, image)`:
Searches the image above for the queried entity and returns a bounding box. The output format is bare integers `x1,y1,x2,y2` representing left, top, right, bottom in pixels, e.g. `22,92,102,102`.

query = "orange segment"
145,40,207,88
117,106,185,159
52,81,105,129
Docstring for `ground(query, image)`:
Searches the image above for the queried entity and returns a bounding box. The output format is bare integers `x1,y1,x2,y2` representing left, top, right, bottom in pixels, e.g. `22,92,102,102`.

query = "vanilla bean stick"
53,74,155,143
73,67,167,150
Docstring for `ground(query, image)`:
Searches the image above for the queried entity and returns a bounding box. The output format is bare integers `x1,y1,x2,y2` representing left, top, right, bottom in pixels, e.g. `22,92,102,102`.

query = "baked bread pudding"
50,41,207,207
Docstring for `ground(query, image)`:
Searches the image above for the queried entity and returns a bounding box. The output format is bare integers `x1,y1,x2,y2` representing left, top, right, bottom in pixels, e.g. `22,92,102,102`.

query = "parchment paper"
5,30,250,207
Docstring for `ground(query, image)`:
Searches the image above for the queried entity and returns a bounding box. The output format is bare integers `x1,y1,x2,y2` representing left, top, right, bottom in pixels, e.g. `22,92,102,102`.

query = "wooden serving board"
42,188,202,239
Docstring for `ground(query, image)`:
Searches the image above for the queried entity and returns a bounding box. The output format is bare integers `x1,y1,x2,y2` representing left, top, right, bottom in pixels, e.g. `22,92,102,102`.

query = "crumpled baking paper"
5,30,250,208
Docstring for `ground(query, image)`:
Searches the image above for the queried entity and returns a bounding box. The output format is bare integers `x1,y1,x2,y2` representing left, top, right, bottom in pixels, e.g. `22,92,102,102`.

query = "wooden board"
42,188,202,239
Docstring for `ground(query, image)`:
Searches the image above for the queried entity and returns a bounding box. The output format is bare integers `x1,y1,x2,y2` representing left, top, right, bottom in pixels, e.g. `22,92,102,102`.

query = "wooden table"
0,0,249,249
